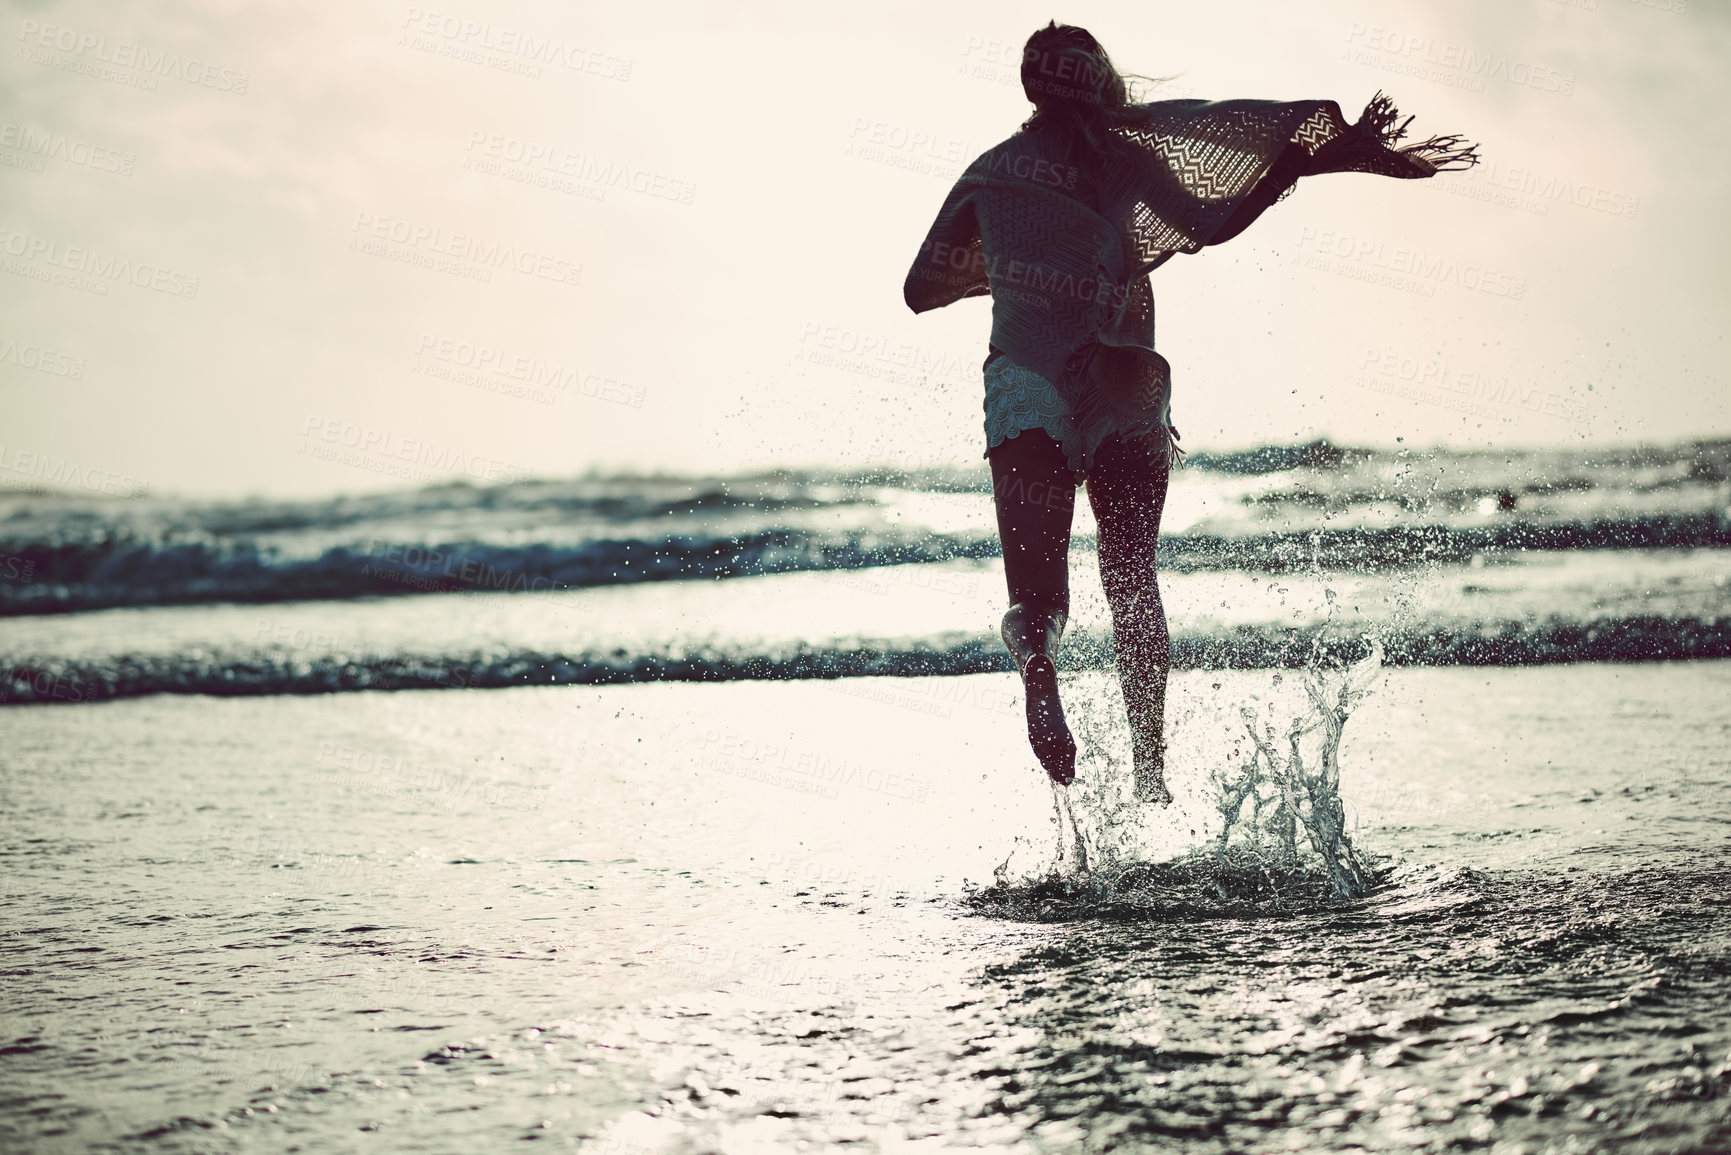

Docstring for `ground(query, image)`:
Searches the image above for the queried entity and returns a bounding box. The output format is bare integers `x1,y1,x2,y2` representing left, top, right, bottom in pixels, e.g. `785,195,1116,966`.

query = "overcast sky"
2,0,1726,499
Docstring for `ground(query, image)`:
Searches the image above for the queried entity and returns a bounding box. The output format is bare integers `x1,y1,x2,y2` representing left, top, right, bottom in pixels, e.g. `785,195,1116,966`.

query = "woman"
904,23,1475,804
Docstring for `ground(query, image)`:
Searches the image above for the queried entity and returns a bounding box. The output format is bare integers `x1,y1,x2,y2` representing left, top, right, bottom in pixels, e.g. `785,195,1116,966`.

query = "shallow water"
3,662,1729,1152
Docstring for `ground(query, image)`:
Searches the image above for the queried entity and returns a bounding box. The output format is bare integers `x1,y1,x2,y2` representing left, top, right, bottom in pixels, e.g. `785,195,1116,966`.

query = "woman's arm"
1202,93,1476,249
1205,144,1308,247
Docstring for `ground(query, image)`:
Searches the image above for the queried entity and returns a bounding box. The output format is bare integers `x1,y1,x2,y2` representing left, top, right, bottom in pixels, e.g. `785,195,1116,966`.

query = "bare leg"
1086,432,1173,804
988,429,1078,785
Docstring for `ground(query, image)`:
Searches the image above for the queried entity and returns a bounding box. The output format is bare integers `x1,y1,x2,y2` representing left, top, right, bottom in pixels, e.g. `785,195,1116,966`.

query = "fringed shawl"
903,93,1477,461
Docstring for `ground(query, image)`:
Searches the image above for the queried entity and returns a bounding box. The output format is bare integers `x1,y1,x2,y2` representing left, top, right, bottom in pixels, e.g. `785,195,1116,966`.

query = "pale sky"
2,0,1727,499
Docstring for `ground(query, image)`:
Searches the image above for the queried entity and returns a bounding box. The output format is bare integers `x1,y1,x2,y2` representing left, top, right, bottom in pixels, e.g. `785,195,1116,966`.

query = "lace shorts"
983,353,1081,472
983,354,1165,480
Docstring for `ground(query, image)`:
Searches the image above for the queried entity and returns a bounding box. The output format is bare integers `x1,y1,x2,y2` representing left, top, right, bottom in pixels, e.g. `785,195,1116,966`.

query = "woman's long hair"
1018,23,1143,186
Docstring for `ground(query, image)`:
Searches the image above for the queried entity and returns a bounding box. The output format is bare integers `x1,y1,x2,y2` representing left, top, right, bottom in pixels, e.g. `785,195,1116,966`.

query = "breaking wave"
5,614,1726,704
3,515,1728,616
2,439,1727,614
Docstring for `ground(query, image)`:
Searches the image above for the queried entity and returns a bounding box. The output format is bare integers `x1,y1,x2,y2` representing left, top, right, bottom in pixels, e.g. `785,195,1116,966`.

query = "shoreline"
5,627,1731,705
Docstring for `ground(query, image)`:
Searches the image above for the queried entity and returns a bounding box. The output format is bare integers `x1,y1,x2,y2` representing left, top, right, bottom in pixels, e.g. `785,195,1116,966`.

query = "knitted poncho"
903,93,1476,460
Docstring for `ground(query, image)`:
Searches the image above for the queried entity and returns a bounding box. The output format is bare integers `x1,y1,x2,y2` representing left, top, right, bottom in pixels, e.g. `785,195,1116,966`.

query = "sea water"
4,440,1730,1152
3,664,1728,1152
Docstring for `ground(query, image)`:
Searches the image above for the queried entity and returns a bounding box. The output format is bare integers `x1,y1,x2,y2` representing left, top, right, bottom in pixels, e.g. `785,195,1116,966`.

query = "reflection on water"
608,859,1731,1154
3,664,1729,1153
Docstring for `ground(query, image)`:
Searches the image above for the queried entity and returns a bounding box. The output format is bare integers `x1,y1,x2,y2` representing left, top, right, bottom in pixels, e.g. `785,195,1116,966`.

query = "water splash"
989,790,1093,898
1201,540,1383,900
1051,786,1091,878
1214,635,1383,899
968,628,1387,920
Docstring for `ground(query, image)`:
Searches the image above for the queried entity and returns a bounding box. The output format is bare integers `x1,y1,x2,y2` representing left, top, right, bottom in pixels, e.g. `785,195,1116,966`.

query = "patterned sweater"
903,94,1476,454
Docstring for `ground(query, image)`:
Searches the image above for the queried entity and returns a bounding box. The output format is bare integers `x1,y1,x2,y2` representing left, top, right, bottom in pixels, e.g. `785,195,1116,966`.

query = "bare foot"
1021,652,1077,786
1001,604,1076,786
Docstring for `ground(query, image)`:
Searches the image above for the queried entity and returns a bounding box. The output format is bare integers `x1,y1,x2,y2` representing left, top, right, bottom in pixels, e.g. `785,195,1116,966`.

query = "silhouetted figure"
905,23,1476,803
